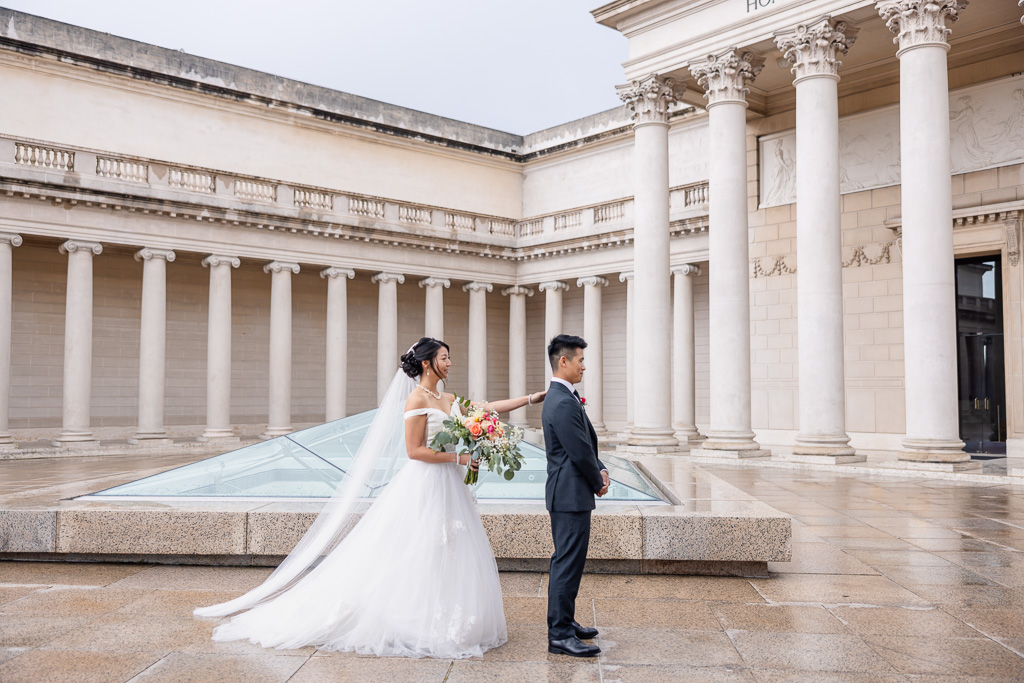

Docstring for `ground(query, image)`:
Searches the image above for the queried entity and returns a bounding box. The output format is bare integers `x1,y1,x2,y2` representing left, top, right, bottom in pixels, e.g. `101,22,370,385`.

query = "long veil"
194,369,417,618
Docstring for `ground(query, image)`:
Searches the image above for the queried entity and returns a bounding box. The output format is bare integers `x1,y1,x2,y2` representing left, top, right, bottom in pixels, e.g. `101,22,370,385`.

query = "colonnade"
613,1,972,465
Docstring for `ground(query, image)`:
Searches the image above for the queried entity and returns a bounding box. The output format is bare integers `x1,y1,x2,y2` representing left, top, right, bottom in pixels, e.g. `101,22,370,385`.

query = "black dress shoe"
548,635,601,657
572,620,599,639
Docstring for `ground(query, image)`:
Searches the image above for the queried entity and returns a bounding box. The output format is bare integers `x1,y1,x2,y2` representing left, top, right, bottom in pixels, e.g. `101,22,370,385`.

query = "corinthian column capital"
616,75,679,126
135,248,176,263
876,0,967,54
264,261,301,275
775,16,859,83
689,48,765,108
501,285,534,297
59,240,103,256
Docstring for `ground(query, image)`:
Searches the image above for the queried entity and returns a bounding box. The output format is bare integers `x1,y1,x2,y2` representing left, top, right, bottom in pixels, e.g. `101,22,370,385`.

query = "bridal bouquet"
429,395,526,486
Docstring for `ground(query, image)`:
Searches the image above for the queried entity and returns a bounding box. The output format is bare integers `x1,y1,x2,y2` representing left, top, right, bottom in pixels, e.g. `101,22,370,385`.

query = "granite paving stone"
106,565,273,592
0,586,148,616
290,655,452,682
0,561,145,586
448,660,602,682
598,663,755,682
748,574,931,606
126,652,309,682
860,635,1024,677
593,597,723,630
599,627,745,667
768,542,877,575
726,631,900,674
828,605,978,637
0,615,95,648
709,604,849,634
0,648,163,683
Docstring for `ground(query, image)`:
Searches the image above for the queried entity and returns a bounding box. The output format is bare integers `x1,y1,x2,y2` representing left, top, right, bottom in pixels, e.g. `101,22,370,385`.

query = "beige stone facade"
0,5,1021,461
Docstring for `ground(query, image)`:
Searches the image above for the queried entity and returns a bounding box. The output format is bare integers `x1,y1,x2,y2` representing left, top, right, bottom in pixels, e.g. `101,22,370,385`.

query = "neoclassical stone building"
0,2,1021,468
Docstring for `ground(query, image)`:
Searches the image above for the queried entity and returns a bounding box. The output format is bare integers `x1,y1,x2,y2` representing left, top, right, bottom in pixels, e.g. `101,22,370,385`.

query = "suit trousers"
547,510,592,640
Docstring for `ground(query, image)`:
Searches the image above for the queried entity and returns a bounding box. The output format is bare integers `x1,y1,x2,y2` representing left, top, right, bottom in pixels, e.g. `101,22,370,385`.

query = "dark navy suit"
541,380,606,640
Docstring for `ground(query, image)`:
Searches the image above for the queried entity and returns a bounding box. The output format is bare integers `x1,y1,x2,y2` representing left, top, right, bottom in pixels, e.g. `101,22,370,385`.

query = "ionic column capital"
775,16,859,83
876,0,967,54
418,277,451,289
371,272,405,285
689,48,764,108
0,233,22,248
320,266,355,280
202,254,240,269
616,74,679,126
135,248,176,263
618,271,634,283
576,276,609,288
501,285,535,297
538,280,569,293
462,281,493,294
59,240,103,256
672,264,703,277
264,261,301,275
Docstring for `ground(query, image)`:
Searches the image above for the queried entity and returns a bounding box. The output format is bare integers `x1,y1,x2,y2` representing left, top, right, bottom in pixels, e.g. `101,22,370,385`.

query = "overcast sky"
5,0,629,134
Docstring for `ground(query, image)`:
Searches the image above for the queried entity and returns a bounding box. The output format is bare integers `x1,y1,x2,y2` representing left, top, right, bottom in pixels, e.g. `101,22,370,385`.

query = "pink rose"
468,422,484,438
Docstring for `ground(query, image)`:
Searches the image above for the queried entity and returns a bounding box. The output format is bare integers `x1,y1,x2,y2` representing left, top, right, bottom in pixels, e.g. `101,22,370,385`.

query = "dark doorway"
955,255,1006,454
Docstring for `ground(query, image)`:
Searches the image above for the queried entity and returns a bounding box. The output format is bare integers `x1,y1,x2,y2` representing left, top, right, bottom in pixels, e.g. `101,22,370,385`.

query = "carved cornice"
0,232,22,247
371,272,404,285
576,276,608,288
775,16,859,83
501,285,534,297
616,74,679,126
264,261,301,275
418,277,451,289
671,264,702,277
538,281,569,293
202,254,240,268
877,0,967,54
462,281,493,294
320,266,355,279
689,48,764,108
134,247,176,263
59,239,102,256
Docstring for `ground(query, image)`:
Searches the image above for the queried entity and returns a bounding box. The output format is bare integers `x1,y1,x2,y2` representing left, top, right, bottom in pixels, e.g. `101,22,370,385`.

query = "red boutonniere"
579,397,587,410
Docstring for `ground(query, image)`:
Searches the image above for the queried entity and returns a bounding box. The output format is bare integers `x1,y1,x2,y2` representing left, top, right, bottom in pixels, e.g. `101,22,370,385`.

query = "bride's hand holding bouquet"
429,395,526,485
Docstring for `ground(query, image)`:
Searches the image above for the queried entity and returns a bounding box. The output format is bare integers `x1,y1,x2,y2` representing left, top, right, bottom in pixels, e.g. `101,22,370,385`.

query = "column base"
878,459,982,473
793,434,856,457
617,443,687,455
775,453,867,465
260,427,294,440
701,430,764,453
626,428,679,448
198,429,241,444
899,437,968,463
0,433,16,450
128,430,172,446
673,426,705,447
52,430,98,449
690,447,772,460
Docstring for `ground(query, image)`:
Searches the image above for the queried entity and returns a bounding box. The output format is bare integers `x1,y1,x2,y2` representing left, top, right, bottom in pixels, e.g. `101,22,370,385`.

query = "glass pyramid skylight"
82,410,667,503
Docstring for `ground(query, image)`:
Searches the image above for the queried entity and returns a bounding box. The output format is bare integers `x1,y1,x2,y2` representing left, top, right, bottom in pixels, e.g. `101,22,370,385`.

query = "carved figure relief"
759,75,1024,207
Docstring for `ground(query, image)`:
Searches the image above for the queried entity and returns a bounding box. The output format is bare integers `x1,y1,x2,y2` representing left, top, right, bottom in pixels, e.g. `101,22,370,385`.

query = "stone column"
503,285,534,427
619,271,635,436
672,264,702,445
199,254,240,442
464,282,493,400
776,18,861,462
321,267,355,422
53,240,102,447
689,50,769,458
0,233,21,449
539,281,568,384
617,75,679,450
372,272,404,402
419,277,450,341
262,261,300,438
577,276,608,433
878,0,971,466
130,248,175,445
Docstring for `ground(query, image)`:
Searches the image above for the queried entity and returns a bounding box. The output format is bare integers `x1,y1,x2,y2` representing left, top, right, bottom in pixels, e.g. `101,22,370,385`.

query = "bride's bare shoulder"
405,390,429,412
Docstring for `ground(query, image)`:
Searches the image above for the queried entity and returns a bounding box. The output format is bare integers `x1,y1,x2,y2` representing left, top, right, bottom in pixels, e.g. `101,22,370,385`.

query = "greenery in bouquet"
429,395,526,485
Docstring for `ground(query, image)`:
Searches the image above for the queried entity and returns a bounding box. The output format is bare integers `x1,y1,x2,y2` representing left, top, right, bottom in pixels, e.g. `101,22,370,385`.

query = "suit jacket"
541,381,607,512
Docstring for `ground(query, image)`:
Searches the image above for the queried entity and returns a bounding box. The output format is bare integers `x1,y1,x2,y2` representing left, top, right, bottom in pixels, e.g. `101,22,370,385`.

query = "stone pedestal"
322,267,354,422
690,50,766,457
503,285,533,427
54,240,103,447
617,74,679,449
199,255,241,443
130,248,175,446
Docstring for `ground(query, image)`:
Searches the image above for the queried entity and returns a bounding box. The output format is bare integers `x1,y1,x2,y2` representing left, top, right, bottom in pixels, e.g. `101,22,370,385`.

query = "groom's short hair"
548,334,587,370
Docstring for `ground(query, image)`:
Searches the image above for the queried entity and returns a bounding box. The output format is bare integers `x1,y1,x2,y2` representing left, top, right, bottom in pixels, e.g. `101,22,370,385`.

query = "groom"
542,334,609,658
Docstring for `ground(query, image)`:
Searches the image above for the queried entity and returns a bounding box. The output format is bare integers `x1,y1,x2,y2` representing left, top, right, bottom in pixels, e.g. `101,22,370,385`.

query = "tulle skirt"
207,460,508,658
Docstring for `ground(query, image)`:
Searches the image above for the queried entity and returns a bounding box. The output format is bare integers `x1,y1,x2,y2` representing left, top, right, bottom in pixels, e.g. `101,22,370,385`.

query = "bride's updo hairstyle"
400,337,450,379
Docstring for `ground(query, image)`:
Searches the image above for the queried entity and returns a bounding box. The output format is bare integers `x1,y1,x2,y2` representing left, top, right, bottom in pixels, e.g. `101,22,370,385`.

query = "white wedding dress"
204,402,508,658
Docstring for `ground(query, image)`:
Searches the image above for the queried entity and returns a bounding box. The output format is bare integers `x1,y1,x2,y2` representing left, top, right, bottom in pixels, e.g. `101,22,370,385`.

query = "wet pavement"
1,463,1023,681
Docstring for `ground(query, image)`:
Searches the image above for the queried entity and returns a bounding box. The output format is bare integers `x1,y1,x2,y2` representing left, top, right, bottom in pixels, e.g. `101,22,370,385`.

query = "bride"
194,337,545,659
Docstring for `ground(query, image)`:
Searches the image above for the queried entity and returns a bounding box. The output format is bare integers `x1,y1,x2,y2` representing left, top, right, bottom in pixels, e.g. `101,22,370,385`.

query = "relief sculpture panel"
760,75,1024,208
